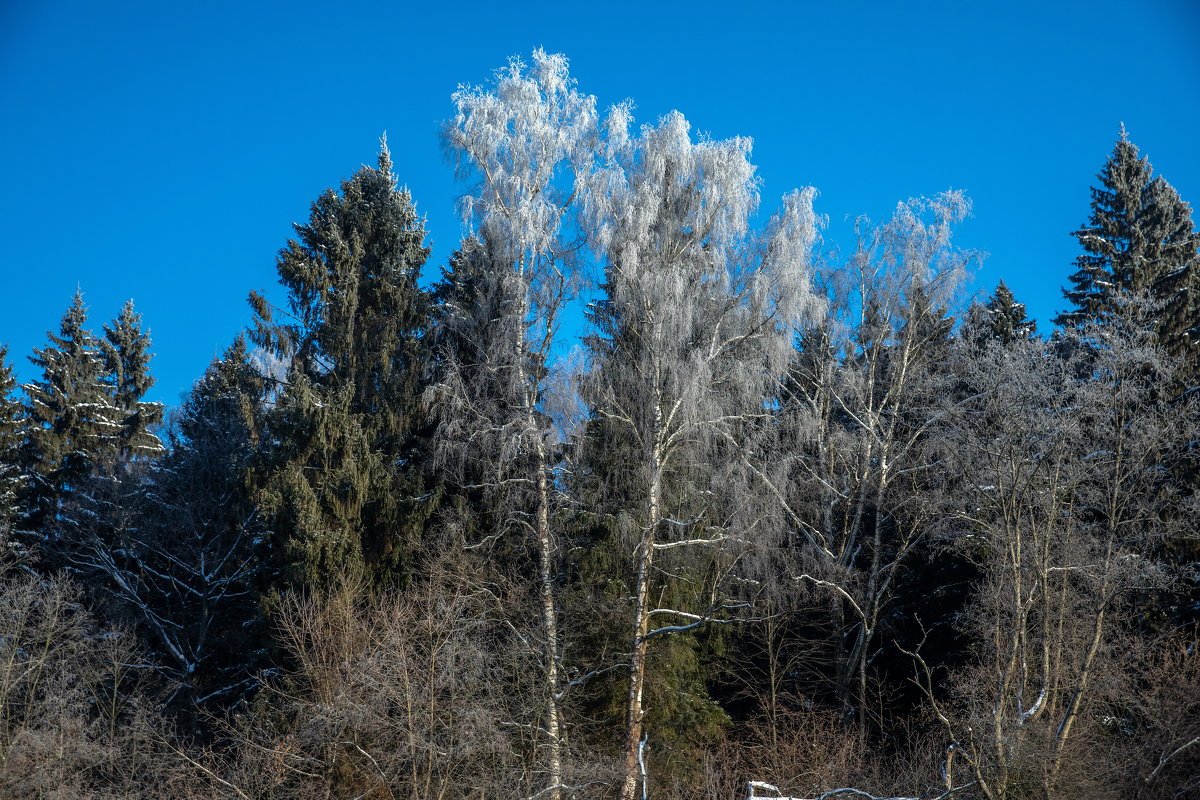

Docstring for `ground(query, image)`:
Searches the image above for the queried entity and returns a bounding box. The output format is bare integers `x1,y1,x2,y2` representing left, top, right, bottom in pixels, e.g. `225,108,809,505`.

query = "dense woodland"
1,51,1198,800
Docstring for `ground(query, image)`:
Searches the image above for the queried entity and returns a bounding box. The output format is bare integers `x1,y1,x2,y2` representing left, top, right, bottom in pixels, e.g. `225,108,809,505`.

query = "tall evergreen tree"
0,347,24,534
251,143,434,589
1145,175,1200,371
106,338,267,726
1055,129,1199,370
69,302,163,603
101,300,164,463
427,236,518,551
20,290,121,546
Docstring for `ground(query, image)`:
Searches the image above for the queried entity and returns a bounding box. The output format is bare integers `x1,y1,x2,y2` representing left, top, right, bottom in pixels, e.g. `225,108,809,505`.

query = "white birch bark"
440,50,598,800
581,106,819,800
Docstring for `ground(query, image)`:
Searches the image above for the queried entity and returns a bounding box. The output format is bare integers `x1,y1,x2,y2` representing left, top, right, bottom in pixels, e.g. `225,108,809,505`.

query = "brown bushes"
0,567,183,798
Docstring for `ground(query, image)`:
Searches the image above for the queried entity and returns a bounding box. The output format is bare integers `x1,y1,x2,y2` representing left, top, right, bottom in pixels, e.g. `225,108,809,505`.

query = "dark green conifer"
1056,129,1199,372
0,347,24,533
1144,176,1200,371
130,337,266,723
251,143,435,589
21,290,121,540
968,281,1037,345
101,300,164,463
427,236,513,550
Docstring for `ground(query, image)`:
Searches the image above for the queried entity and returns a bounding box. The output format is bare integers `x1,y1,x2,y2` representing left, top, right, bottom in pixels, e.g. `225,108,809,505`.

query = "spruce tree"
1145,175,1200,372
0,347,24,534
128,337,266,724
427,236,517,551
968,280,1037,345
82,301,165,597
21,290,121,544
1056,129,1198,370
251,143,434,589
101,300,164,463
72,301,164,608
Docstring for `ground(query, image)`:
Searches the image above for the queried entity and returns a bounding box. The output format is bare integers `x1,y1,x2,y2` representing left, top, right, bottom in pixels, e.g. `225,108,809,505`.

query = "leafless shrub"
0,565,183,798
679,709,942,800
1118,634,1200,799
191,573,615,799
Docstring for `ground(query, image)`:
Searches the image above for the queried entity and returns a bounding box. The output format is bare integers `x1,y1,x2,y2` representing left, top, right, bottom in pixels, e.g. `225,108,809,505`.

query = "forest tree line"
0,51,1197,800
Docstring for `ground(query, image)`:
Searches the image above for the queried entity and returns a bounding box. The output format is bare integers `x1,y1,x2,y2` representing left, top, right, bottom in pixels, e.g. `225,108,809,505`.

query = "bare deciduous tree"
1123,633,1200,799
435,49,598,800
752,194,974,724
909,309,1197,800
188,575,541,800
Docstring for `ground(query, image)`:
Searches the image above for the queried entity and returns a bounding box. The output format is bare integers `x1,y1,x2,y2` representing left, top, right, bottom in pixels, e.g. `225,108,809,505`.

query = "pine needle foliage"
251,144,435,591
101,300,164,463
20,291,122,545
0,348,24,533
1056,129,1199,375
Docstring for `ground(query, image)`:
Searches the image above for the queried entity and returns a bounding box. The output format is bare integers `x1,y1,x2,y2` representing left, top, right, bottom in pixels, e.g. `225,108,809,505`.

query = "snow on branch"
795,573,867,624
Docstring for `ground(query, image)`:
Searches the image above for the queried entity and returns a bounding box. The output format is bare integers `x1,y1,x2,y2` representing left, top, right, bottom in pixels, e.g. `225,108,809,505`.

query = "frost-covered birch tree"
579,105,820,800
755,194,974,724
436,49,597,800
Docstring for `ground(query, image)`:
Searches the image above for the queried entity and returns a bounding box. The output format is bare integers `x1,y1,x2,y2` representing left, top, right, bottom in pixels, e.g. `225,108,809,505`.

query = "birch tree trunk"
620,425,662,800
441,50,597,799
581,107,819,800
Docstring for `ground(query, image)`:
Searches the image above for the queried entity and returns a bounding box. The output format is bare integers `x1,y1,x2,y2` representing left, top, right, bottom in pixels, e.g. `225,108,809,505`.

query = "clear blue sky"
2,0,1197,405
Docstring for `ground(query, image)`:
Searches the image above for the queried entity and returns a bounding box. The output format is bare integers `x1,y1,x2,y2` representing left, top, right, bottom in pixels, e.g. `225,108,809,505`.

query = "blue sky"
2,0,1197,405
